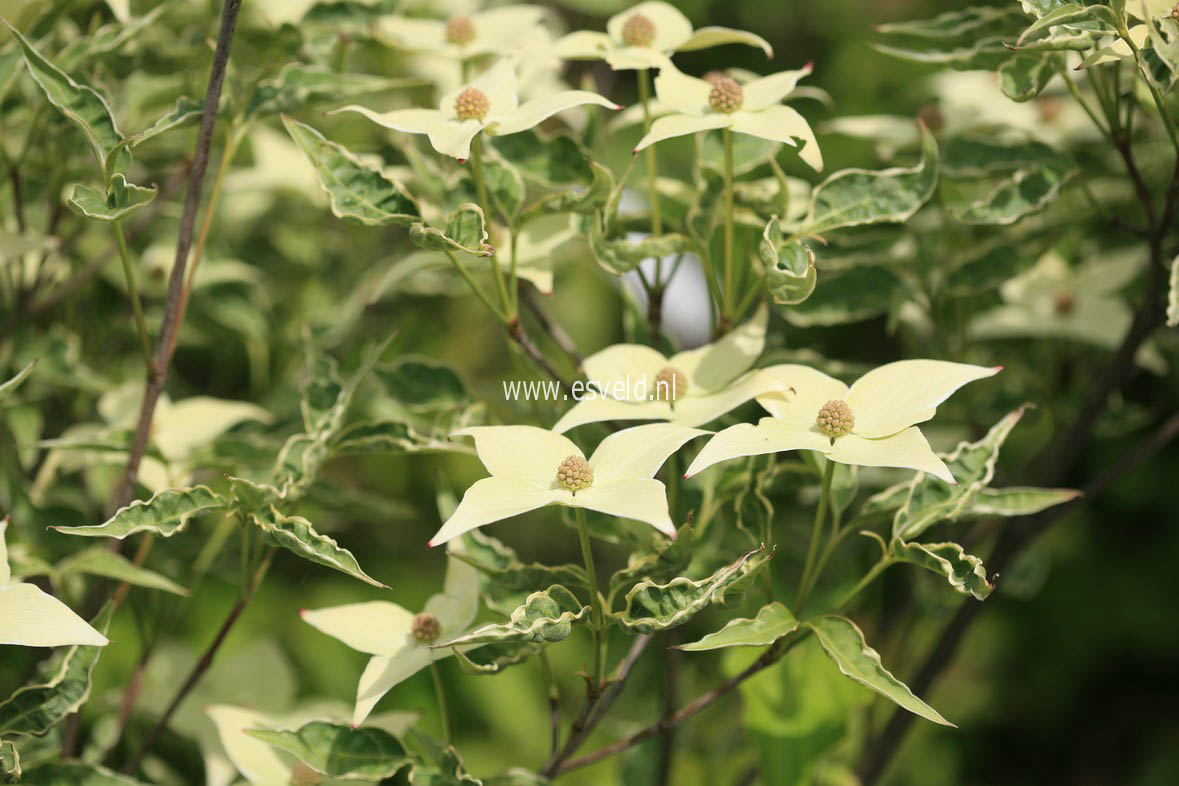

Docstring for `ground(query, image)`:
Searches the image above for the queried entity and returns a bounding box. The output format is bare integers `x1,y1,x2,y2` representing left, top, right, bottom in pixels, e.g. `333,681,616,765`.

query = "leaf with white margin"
950,162,1076,226
0,739,17,781
54,547,188,596
4,22,125,172
677,601,798,651
409,203,494,257
892,540,994,600
613,547,770,634
969,486,1081,516
16,762,152,786
800,122,938,236
0,604,113,734
438,585,589,647
454,530,589,595
53,485,226,539
0,361,35,407
67,175,157,222
454,640,546,675
207,705,290,786
759,217,817,305
245,721,411,781
875,7,1022,38
251,506,385,588
805,615,954,727
1167,255,1178,327
282,116,420,227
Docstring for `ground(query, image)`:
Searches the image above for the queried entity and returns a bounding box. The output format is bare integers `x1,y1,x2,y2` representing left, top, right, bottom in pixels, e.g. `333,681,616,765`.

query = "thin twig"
111,0,242,511
521,286,584,364
507,316,574,397
656,634,680,786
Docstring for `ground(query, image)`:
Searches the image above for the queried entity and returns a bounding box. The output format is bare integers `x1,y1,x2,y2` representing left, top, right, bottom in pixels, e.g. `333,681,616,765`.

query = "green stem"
796,458,834,609
113,220,153,369
469,134,513,315
430,661,454,745
575,507,605,689
1120,23,1179,154
638,68,662,239
836,557,894,611
722,127,735,320
444,249,507,323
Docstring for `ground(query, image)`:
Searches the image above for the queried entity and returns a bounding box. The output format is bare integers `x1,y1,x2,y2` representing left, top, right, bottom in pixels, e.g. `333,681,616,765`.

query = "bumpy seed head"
703,70,731,86
654,366,688,401
454,87,490,121
1053,289,1075,315
708,77,744,114
412,612,442,643
816,399,854,438
621,12,656,47
556,454,593,492
446,15,476,45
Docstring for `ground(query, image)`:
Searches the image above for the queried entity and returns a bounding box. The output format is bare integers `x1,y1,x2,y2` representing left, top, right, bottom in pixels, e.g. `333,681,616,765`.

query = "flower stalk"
796,457,833,609
575,506,606,689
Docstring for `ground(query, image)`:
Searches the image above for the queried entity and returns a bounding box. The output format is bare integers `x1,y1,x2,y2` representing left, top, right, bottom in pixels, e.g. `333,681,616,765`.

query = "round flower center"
412,612,442,643
703,70,731,86
654,366,688,401
621,12,656,47
1053,289,1075,315
816,399,854,438
446,15,476,45
556,454,593,492
454,87,490,121
708,77,744,114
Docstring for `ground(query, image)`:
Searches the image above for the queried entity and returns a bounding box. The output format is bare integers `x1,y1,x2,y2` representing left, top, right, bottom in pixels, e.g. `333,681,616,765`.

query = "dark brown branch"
541,633,652,777
111,0,242,511
656,633,680,786
521,286,584,364
555,633,806,777
507,316,575,397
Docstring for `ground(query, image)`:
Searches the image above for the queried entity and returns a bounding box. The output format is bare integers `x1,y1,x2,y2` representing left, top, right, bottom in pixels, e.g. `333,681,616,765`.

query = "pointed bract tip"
682,473,690,479
804,60,814,72
351,723,359,731
298,608,308,619
427,539,438,548
611,103,623,110
457,158,468,165
632,148,639,156
992,365,1004,373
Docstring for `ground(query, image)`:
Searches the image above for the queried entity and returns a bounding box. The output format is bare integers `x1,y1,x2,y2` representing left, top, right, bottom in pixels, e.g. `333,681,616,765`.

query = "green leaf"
1167,255,1178,327
439,585,589,647
940,137,1064,178
329,419,469,457
67,175,157,222
282,116,420,227
53,486,227,539
453,530,589,612
800,122,938,235
120,96,203,150
0,361,35,407
5,22,124,172
481,156,525,223
250,506,385,588
875,7,1022,38
950,161,1076,225
588,213,695,275
969,486,1081,516
999,52,1065,101
491,130,592,186
678,602,799,651
377,357,468,412
453,640,546,675
0,739,17,783
608,521,697,597
17,762,151,786
0,605,113,736
249,64,424,121
784,266,902,327
892,540,994,600
873,36,1014,69
245,721,411,781
805,615,955,726
409,204,494,257
613,548,770,634
759,218,817,305
54,547,188,596
408,744,480,785
892,406,1029,542
1016,3,1118,46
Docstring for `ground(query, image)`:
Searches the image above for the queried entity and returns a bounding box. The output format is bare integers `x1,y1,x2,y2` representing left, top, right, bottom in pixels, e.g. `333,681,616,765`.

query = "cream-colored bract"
553,1,772,71
335,60,619,161
429,423,708,546
634,60,822,170
552,304,777,432
685,361,1001,482
300,555,479,726
377,5,549,60
0,518,109,648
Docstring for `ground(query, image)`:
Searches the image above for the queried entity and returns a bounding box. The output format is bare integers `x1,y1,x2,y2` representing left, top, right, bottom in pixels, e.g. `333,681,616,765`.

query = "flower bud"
454,87,490,121
816,399,854,438
621,13,656,47
708,77,744,114
556,455,593,491
654,366,688,401
412,612,442,643
446,15,476,46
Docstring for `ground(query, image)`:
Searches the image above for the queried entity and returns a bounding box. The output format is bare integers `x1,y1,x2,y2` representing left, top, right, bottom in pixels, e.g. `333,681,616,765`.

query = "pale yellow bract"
634,60,823,170
0,518,108,648
429,423,708,546
300,556,480,726
334,60,619,161
377,5,549,60
553,1,772,71
553,304,779,432
685,360,1001,483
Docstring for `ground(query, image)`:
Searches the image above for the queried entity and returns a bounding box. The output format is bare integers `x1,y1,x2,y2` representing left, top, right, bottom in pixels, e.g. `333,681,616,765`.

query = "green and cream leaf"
677,602,799,651
251,507,385,588
244,721,411,781
53,486,226,539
